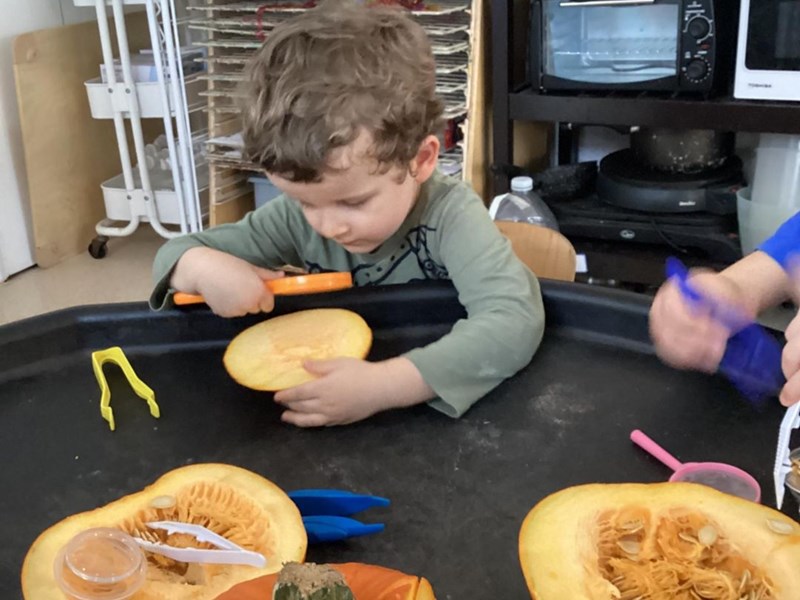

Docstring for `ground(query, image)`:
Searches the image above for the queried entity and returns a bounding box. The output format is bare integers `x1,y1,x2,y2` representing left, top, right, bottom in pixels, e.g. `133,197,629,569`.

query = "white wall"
0,0,96,281
60,0,97,25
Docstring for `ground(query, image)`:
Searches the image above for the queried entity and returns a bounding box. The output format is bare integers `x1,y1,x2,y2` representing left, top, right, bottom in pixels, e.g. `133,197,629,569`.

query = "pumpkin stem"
273,562,355,600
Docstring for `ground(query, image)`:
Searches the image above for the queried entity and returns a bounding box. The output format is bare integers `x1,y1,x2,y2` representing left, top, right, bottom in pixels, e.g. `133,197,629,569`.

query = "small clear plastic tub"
53,528,146,600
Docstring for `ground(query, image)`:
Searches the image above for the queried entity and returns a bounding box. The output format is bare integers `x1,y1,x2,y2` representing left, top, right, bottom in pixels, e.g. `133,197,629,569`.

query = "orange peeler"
172,271,353,306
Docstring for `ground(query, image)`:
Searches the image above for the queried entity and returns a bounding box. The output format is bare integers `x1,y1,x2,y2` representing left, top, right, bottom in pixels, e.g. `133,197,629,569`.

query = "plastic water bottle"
489,176,559,231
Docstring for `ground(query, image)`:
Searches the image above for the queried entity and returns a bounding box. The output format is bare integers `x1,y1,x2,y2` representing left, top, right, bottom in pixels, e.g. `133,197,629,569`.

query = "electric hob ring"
597,149,743,214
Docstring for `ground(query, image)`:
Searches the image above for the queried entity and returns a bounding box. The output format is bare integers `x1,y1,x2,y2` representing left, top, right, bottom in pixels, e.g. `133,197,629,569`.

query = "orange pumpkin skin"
216,562,436,600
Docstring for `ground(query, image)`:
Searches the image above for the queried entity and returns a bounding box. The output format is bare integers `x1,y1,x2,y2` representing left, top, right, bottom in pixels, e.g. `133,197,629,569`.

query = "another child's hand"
780,273,800,406
649,270,752,373
274,357,433,427
172,247,284,317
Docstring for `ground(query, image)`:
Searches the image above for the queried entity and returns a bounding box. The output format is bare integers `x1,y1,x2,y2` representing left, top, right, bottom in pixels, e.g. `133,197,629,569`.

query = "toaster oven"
530,0,732,93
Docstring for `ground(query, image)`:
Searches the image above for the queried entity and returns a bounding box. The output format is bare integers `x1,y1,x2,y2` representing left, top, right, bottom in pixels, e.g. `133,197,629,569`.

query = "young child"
150,1,545,427
649,212,800,406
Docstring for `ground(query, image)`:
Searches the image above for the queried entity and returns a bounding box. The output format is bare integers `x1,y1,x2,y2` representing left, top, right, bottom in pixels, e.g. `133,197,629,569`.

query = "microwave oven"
734,0,800,101
529,0,734,94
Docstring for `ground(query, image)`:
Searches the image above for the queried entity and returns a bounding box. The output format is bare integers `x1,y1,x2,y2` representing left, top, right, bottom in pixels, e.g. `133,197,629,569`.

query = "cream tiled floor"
0,229,164,326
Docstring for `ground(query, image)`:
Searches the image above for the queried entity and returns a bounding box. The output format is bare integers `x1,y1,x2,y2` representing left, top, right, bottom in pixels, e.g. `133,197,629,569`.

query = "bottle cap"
510,176,534,192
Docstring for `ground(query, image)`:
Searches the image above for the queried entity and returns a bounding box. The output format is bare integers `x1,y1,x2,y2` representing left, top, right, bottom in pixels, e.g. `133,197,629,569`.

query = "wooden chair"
495,220,577,282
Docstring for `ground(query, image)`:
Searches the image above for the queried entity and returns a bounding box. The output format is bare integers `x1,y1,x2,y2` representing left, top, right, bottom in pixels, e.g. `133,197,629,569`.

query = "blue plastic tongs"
288,489,390,544
665,256,785,403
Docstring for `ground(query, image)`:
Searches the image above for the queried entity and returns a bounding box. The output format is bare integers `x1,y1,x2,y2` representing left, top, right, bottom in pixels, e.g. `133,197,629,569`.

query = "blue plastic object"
302,516,385,544
288,489,389,517
665,257,785,403
289,489,389,544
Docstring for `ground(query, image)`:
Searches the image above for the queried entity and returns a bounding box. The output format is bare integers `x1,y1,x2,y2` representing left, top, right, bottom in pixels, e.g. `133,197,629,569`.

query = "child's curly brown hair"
241,0,444,183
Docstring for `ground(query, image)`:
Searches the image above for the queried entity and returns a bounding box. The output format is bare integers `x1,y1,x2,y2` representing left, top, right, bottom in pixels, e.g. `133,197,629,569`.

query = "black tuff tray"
0,281,790,598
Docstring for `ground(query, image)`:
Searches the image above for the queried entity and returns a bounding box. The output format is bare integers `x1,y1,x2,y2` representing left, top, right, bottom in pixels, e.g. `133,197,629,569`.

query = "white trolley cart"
75,0,206,258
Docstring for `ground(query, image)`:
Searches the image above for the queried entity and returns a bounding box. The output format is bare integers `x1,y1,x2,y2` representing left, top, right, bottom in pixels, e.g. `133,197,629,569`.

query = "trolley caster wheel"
88,236,109,259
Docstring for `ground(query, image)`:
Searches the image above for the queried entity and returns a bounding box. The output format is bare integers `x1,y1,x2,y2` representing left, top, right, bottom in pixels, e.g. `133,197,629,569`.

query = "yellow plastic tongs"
133,521,266,567
91,347,160,431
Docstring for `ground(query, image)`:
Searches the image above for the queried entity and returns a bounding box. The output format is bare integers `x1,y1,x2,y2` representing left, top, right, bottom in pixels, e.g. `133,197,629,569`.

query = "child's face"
268,133,437,254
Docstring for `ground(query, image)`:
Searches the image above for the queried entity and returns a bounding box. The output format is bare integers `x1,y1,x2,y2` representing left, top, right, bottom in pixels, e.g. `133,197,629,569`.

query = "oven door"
535,0,683,91
743,0,800,72
734,0,800,100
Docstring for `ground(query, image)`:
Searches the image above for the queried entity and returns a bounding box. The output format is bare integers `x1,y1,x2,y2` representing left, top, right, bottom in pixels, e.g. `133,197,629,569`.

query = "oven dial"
685,58,709,82
687,16,711,40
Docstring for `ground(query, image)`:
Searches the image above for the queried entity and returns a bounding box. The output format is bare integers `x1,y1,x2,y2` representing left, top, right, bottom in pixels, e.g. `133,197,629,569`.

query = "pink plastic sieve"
630,429,761,503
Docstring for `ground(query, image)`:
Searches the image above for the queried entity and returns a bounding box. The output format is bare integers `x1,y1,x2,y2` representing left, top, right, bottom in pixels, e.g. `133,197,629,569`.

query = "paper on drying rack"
187,0,472,45
774,401,800,509
208,132,244,149
194,0,474,176
189,0,470,16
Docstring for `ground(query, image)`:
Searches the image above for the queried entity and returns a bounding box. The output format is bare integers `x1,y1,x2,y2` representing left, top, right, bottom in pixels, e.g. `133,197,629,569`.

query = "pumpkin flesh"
223,309,373,391
519,483,800,600
22,463,307,600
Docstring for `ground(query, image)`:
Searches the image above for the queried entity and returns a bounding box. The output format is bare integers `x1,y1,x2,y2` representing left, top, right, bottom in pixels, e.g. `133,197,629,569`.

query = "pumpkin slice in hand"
216,561,436,600
224,308,372,391
22,463,307,600
519,482,800,600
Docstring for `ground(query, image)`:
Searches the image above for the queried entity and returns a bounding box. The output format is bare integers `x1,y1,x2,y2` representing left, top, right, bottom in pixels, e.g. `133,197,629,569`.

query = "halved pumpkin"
22,463,307,600
519,483,800,600
216,561,436,600
224,308,373,391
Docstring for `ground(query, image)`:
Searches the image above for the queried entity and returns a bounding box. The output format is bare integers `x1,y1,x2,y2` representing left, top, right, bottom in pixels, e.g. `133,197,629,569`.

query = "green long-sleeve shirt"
151,171,545,417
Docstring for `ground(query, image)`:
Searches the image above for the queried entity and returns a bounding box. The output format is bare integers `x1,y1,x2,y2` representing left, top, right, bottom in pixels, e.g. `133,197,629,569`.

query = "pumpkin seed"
678,532,697,544
765,518,794,535
184,562,206,585
619,519,644,533
149,494,177,509
616,539,641,555
698,525,718,546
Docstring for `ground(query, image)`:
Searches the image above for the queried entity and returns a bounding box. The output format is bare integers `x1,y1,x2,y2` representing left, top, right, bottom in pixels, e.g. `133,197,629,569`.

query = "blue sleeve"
757,211,800,270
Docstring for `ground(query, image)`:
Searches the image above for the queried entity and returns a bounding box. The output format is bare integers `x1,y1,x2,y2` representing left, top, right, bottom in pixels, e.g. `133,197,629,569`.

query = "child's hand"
649,270,752,373
780,272,800,406
273,357,433,427
172,247,284,317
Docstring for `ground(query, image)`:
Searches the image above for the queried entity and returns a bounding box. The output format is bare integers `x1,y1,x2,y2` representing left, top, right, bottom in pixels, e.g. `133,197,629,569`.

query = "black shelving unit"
491,1,800,195
509,91,800,135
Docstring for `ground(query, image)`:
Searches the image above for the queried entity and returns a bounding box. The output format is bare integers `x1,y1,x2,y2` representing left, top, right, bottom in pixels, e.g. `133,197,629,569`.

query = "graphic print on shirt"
304,225,449,286
407,225,448,280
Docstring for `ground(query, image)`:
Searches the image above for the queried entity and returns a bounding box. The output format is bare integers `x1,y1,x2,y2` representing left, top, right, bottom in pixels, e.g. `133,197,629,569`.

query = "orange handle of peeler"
173,272,353,306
